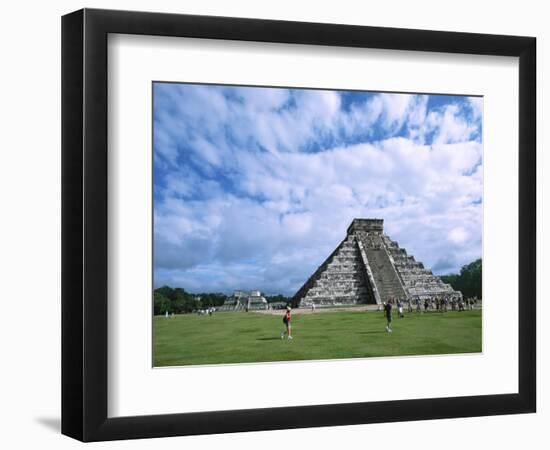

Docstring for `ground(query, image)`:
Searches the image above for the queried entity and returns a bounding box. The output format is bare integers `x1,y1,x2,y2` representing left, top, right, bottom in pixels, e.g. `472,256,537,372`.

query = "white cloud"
379,93,413,131
468,96,483,121
448,227,469,245
154,85,483,294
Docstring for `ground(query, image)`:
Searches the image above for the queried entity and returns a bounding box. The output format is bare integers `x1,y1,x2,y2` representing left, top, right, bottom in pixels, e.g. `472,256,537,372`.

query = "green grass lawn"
153,309,482,367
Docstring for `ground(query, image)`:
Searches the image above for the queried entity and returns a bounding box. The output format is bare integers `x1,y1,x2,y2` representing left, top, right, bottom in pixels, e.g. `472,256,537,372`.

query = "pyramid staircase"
360,234,407,302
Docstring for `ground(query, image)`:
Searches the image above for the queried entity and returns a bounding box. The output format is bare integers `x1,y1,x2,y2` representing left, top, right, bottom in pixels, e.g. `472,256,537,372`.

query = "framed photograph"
62,8,536,441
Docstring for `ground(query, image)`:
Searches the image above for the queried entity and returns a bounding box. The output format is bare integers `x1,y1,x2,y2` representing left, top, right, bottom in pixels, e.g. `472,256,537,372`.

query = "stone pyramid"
293,218,461,307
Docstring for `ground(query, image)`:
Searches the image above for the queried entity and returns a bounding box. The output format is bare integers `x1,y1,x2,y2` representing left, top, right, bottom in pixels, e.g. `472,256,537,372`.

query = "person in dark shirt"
384,300,393,333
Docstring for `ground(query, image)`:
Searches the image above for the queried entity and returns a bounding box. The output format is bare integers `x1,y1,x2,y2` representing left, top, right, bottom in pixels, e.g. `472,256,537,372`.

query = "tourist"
424,298,429,313
397,300,404,318
384,300,393,333
281,306,293,340
407,299,413,313
416,298,421,313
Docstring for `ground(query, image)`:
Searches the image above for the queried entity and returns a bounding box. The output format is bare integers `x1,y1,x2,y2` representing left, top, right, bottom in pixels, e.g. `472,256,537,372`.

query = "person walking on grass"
281,305,293,340
384,300,393,333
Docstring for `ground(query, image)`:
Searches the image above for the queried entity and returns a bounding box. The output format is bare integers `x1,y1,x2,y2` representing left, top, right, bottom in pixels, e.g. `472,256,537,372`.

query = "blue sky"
153,83,483,295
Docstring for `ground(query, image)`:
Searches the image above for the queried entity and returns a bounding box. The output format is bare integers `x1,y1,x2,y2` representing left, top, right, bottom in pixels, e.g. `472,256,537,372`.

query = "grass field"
153,309,482,367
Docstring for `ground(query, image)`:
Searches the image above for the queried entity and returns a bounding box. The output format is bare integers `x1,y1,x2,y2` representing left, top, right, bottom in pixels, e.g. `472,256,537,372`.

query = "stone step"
324,263,365,271
309,286,369,294
305,296,367,305
317,272,365,280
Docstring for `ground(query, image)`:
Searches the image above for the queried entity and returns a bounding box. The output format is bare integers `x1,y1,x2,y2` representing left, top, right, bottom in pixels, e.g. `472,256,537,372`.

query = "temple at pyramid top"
293,218,461,307
347,218,384,235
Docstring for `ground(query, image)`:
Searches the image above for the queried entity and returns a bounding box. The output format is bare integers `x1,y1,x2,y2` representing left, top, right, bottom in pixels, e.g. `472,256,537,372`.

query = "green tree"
265,294,290,304
197,293,226,308
153,290,171,315
441,259,482,299
154,286,198,314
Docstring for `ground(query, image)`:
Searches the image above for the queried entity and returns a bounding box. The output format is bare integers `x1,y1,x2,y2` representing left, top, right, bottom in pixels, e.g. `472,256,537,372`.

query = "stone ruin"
293,218,462,307
220,290,269,311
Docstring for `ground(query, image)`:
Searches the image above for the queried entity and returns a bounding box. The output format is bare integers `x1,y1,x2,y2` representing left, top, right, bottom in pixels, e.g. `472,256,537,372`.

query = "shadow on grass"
357,330,386,335
256,337,282,341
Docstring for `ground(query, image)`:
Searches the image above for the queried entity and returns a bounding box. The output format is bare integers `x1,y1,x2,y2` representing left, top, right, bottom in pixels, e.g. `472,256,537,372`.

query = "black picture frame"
61,8,536,442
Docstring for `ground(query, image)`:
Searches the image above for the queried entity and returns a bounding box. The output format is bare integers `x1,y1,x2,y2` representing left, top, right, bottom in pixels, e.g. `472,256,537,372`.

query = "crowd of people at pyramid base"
379,296,480,317
381,296,480,333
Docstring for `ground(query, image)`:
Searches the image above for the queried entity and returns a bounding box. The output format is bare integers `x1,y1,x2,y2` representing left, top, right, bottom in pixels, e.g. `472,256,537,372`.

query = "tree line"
440,258,482,299
264,294,291,304
153,286,226,315
153,287,291,315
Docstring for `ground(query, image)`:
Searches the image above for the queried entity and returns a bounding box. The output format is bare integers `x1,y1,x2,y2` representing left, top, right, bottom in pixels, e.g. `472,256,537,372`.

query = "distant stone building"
220,290,269,311
293,218,461,307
